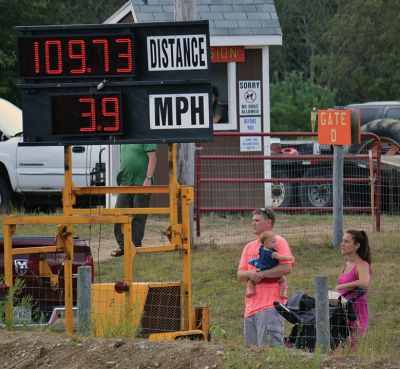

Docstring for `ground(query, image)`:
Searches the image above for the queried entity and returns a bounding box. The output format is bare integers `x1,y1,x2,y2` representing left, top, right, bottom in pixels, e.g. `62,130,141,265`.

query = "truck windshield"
0,98,23,138
360,108,379,125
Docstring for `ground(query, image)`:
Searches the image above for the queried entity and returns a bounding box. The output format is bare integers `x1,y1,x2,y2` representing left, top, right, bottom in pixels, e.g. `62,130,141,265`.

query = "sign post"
317,109,358,247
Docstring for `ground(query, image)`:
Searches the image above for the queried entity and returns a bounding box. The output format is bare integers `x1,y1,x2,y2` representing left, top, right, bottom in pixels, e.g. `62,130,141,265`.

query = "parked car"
272,102,400,209
0,235,94,326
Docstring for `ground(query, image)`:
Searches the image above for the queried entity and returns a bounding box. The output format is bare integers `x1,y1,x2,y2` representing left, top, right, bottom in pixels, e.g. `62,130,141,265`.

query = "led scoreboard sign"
16,21,213,145
18,34,134,79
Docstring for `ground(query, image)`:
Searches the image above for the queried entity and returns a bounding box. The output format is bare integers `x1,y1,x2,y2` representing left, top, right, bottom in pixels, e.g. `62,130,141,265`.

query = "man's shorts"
244,307,284,347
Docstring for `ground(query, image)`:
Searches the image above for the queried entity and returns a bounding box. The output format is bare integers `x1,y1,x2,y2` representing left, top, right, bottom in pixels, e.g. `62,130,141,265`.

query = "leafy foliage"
0,0,126,105
270,71,336,132
0,277,29,325
0,0,50,103
270,0,343,80
272,0,400,106
312,0,400,104
2,0,400,116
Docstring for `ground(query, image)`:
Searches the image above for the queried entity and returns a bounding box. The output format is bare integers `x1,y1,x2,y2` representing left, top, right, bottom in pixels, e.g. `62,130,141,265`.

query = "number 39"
79,97,120,133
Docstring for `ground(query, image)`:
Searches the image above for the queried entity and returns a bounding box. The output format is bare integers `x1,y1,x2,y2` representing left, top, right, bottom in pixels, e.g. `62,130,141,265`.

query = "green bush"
270,71,336,132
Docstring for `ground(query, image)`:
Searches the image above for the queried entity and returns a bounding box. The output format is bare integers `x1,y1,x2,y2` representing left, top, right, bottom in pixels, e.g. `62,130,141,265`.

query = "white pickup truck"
0,98,108,211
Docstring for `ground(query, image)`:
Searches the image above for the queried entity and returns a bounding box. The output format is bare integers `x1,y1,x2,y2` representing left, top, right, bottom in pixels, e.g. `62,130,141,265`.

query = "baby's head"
259,231,277,248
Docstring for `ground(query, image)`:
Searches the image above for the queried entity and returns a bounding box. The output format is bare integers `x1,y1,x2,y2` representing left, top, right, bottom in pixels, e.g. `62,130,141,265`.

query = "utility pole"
175,0,197,236
175,0,196,22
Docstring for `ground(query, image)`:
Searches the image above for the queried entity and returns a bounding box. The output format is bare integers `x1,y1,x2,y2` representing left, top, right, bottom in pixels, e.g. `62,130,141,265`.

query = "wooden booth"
105,0,283,210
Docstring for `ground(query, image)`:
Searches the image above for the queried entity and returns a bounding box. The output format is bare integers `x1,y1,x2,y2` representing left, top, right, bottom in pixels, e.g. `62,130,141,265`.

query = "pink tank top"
337,263,370,335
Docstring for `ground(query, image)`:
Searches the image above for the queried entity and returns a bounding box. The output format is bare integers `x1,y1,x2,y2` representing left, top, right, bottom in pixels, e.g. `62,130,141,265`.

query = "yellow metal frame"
3,143,209,340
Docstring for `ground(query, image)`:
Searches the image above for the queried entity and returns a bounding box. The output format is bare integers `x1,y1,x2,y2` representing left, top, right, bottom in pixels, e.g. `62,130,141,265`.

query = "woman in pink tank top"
335,230,372,349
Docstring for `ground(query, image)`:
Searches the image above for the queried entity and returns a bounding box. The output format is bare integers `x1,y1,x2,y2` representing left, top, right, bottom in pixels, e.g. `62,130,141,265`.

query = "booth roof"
113,0,282,37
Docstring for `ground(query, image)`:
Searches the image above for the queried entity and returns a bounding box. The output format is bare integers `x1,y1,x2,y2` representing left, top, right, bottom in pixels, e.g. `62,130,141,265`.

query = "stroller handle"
340,288,366,302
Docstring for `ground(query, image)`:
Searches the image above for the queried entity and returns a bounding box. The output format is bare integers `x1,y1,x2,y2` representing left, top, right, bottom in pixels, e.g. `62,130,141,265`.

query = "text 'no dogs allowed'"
239,80,261,116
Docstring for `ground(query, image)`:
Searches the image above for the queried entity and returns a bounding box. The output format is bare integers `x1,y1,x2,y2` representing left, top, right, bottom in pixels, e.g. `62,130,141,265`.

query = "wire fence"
195,132,400,244
0,221,398,361
0,131,399,362
1,274,397,355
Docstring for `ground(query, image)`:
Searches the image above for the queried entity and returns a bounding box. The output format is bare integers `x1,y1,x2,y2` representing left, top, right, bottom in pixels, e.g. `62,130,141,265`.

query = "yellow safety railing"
3,143,209,340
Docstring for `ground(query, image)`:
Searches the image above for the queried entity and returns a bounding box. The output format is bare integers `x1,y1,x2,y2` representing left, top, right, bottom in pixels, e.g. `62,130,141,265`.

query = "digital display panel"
52,93,123,136
17,22,213,144
18,34,134,79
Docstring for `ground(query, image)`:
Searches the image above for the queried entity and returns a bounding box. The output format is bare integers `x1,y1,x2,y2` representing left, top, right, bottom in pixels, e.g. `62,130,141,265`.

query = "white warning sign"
147,34,208,71
240,117,262,152
149,93,210,129
239,80,261,115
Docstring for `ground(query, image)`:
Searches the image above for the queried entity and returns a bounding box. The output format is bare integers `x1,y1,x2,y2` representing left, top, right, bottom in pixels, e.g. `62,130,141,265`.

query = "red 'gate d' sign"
318,109,351,145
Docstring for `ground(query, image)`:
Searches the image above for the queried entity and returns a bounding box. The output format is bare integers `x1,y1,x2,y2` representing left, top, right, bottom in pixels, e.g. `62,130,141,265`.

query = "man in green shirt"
111,143,157,257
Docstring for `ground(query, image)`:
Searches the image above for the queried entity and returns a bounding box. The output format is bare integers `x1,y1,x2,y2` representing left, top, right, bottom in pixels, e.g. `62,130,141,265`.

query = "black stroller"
274,289,365,351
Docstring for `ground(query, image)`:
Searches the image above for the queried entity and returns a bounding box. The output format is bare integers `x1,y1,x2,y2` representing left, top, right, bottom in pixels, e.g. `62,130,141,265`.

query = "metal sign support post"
332,145,344,247
62,146,75,335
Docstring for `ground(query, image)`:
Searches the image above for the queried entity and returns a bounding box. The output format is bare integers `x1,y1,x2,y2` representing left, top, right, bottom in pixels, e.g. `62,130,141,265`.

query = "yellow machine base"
92,281,184,338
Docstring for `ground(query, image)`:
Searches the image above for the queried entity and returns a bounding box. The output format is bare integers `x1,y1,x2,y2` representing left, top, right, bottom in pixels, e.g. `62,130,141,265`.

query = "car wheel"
350,119,400,212
299,168,332,208
350,119,400,156
271,171,295,207
0,176,14,212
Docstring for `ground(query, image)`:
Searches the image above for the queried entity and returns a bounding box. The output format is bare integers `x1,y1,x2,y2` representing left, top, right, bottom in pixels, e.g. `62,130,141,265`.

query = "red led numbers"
45,40,62,74
69,40,86,74
20,35,134,78
79,96,120,133
102,97,120,132
51,93,122,136
79,97,96,132
116,38,133,73
92,39,109,72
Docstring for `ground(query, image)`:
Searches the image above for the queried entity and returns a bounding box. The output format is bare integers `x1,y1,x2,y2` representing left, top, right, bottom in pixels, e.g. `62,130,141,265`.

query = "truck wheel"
350,119,400,155
299,168,332,208
271,171,295,207
0,176,14,212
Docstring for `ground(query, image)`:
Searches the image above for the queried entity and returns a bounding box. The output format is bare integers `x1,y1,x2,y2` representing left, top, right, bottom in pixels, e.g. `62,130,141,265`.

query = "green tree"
270,71,336,132
0,0,125,105
312,0,400,104
271,0,344,80
46,0,126,25
0,0,50,103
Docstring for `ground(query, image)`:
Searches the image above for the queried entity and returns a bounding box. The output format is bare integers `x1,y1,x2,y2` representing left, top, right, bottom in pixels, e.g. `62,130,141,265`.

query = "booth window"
211,62,237,130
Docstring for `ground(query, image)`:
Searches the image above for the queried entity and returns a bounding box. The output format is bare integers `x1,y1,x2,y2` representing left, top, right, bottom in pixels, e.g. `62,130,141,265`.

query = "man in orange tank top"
237,208,294,347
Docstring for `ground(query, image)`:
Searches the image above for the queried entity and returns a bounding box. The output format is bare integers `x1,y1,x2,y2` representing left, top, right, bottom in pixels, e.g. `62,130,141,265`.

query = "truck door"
16,143,107,192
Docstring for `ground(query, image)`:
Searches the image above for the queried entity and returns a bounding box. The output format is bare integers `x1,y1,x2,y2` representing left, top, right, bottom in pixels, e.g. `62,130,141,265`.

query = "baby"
247,230,294,298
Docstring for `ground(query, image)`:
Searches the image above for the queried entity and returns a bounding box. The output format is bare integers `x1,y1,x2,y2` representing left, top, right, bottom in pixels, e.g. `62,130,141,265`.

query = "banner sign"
210,46,245,63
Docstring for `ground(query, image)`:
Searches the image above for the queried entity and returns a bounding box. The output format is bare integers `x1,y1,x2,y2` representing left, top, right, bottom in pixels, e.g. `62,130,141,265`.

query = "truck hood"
0,98,23,138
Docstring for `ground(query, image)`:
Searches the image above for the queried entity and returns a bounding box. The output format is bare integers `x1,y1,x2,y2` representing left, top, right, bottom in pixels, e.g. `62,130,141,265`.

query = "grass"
0,211,399,368
91,216,400,367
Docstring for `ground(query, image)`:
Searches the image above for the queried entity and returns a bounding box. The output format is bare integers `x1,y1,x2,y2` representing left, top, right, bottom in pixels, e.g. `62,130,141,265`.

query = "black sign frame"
16,21,213,145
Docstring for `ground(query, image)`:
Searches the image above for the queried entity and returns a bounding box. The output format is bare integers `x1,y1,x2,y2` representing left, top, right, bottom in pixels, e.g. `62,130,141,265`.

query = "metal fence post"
77,266,92,335
332,145,344,247
315,275,330,352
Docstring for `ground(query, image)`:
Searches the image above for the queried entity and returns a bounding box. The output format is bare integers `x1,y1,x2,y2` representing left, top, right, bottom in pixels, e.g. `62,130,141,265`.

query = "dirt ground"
0,330,226,369
0,330,396,369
